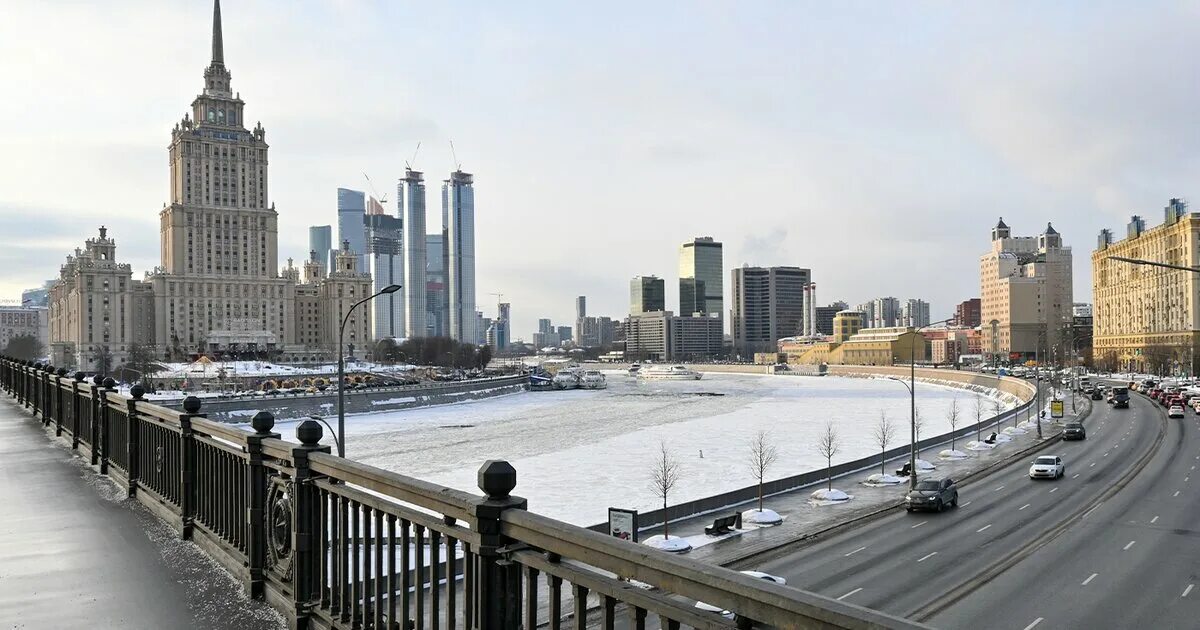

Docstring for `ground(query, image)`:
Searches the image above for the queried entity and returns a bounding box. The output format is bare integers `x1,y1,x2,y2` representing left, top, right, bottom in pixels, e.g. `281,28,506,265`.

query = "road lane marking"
995,485,1005,491
1072,474,1080,479
1191,466,1196,471
911,521,927,529
1019,503,1030,510
1024,618,1044,630
1184,584,1194,598
836,587,863,601
1151,516,1159,524
1104,452,1109,457
961,501,972,507
917,552,937,562
1090,462,1096,467
1174,491,1181,497
1082,503,1103,519
844,546,866,557
1049,487,1058,493
1124,540,1136,551
977,524,993,533
1082,573,1098,585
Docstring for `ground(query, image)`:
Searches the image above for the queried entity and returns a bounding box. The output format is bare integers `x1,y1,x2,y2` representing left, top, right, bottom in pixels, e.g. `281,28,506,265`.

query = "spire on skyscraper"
211,0,224,66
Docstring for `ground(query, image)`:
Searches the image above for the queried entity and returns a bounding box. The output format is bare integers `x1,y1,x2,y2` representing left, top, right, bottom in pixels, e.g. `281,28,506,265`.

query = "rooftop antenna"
449,139,462,171
405,141,422,171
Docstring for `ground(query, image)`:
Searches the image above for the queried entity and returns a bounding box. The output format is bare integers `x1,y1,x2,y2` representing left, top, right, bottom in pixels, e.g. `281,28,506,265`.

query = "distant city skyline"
6,2,1198,336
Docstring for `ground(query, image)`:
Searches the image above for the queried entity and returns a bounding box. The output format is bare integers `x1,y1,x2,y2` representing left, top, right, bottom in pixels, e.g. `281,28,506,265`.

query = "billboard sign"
608,508,638,542
1050,399,1064,419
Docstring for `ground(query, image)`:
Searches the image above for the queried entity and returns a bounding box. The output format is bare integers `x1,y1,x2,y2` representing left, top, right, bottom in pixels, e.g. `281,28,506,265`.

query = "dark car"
1090,389,1103,400
1063,422,1087,440
905,478,959,513
1113,387,1130,409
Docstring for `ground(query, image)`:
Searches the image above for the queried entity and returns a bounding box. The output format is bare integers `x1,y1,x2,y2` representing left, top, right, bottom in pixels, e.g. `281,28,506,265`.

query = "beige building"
780,325,927,366
980,219,1073,361
1093,200,1200,373
0,306,48,356
47,3,377,369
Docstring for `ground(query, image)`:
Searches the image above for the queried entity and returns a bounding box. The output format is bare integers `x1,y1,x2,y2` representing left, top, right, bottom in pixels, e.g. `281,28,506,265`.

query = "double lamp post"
330,283,401,458
889,317,956,490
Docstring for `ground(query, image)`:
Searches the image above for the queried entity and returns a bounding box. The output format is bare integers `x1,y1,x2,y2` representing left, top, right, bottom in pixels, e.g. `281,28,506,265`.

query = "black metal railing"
0,356,928,630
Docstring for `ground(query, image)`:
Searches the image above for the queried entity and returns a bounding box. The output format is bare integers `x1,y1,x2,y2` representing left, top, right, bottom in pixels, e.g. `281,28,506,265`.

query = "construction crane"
488,292,504,316
404,142,422,171
449,140,462,171
362,172,387,206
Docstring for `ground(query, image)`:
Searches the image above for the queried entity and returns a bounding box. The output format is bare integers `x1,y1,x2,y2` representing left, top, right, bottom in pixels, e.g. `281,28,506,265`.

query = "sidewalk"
0,398,285,630
645,392,1090,567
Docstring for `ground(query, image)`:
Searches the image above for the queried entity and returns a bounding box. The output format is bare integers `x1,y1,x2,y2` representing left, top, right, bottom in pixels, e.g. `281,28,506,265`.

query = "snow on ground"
264,372,1013,526
810,488,852,505
863,473,906,486
149,359,414,379
915,459,936,470
643,535,692,552
939,449,969,460
742,508,783,525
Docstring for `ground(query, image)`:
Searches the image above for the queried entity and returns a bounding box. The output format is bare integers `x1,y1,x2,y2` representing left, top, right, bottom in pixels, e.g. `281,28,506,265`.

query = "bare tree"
946,398,961,450
872,410,897,474
816,421,841,491
913,405,925,457
973,394,985,442
747,430,779,512
991,398,1007,428
649,441,682,539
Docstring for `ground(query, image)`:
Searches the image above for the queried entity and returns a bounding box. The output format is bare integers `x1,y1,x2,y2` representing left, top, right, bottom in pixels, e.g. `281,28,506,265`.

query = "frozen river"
271,372,1015,526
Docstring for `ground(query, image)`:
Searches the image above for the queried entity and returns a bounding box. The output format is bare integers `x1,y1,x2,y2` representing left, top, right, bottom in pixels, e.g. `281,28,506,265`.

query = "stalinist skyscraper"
148,0,296,357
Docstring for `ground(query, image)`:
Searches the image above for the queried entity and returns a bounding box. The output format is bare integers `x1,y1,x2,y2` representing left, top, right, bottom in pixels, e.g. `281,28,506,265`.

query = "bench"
704,513,741,536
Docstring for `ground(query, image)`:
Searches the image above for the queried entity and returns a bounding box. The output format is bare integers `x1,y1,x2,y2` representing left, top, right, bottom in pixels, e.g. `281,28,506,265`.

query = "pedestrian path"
0,398,283,630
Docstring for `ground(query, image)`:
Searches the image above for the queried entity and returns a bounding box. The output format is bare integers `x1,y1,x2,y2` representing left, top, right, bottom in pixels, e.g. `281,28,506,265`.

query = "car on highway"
695,571,787,619
905,478,958,512
1062,422,1087,440
1112,387,1130,408
1169,405,1186,418
1029,455,1065,479
1090,388,1103,400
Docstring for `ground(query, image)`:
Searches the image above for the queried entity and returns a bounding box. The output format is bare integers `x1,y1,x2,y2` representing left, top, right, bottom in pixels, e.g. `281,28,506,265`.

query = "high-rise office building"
400,169,427,338
444,171,476,343
900,298,931,328
814,301,848,336
538,318,553,334
982,218,1073,359
308,225,332,274
679,237,723,317
630,276,666,314
425,234,447,337
869,297,900,328
365,214,404,339
494,302,511,351
337,188,367,272
556,325,572,343
576,296,587,320
730,266,810,356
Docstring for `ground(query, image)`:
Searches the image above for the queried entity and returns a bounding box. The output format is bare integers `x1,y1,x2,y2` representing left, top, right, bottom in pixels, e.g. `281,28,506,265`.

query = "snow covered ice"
266,372,1013,526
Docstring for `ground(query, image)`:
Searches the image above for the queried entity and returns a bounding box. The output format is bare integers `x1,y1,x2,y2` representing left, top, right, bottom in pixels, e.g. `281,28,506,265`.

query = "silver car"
1029,455,1065,479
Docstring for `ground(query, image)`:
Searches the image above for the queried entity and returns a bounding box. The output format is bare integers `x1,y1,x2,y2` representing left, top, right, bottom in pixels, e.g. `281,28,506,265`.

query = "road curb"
726,394,1093,570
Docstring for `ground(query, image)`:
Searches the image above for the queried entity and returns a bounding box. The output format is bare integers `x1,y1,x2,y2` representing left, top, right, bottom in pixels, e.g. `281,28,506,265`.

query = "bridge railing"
0,357,928,630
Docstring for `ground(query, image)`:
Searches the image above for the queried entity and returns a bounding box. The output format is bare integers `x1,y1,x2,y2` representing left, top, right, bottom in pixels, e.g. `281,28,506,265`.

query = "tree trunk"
758,480,764,512
827,457,832,491
662,495,668,539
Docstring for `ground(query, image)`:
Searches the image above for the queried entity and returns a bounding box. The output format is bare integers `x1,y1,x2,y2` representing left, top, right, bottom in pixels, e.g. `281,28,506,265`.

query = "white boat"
638,365,702,381
627,363,642,376
552,367,581,390
579,370,607,389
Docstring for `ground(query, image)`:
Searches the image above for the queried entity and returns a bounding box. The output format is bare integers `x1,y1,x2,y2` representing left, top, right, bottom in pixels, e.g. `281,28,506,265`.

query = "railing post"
473,460,527,630
54,368,67,436
98,377,116,475
290,419,331,629
32,363,43,416
41,364,52,423
179,395,204,540
126,384,146,498
71,372,85,450
89,375,103,465
246,411,280,600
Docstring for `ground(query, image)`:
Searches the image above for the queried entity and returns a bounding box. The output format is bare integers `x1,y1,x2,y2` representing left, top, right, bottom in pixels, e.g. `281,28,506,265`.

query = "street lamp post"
891,317,956,490
336,284,401,457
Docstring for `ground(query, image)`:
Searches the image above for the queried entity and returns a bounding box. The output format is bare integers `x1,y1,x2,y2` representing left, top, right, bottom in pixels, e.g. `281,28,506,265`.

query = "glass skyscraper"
400,169,427,338
308,225,332,273
443,171,476,343
679,237,724,317
336,188,367,270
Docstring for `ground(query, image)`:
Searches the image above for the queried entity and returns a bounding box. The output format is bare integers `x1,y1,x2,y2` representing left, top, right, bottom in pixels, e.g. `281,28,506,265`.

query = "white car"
1029,455,1065,479
1169,405,1186,419
695,571,787,618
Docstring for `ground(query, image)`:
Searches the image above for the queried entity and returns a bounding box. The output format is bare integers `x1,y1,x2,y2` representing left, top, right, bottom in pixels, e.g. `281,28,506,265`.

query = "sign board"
1050,399,1064,419
608,508,638,543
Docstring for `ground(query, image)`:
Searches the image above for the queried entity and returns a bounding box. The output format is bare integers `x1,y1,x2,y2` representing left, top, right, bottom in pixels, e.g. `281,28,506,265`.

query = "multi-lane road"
744,384,1199,629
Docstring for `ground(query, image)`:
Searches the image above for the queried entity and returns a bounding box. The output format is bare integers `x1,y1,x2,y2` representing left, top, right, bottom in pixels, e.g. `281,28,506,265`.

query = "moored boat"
637,365,702,380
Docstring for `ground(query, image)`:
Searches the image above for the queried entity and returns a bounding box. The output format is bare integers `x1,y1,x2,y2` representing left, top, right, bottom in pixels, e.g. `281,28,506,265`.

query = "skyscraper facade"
400,169,427,338
337,188,367,272
679,237,723,317
364,215,404,339
495,302,511,350
425,234,447,337
900,298,931,328
308,225,332,274
981,218,1073,359
444,171,476,343
630,276,666,314
870,297,900,328
730,266,810,356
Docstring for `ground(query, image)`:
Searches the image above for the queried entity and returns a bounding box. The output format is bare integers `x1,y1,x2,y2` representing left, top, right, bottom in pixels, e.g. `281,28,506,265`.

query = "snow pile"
915,459,937,470
966,440,997,451
810,488,852,505
939,449,969,460
642,535,692,553
995,433,1013,443
741,508,783,525
863,473,906,486
1017,420,1037,429
1002,426,1028,436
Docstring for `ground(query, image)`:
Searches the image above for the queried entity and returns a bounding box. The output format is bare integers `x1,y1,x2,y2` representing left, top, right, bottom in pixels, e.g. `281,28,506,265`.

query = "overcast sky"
3,1,1199,337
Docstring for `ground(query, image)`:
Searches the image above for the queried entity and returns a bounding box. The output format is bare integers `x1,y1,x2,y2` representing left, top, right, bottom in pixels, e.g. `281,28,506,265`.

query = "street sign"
1051,399,1064,419
608,508,638,542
